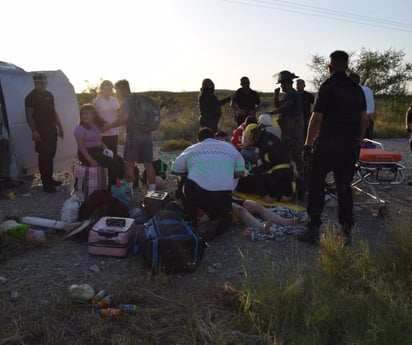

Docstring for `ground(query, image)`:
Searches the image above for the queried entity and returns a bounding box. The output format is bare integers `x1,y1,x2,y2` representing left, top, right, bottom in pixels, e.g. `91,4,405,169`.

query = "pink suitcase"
88,217,137,257
73,164,107,201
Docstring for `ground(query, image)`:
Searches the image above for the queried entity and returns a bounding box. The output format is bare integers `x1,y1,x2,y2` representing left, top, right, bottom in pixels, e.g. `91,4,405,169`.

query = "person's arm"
102,100,129,132
217,95,232,107
305,112,322,146
405,106,412,131
170,153,188,176
274,88,281,107
359,110,369,145
54,110,64,139
230,91,245,114
25,106,41,142
268,99,294,116
74,135,98,166
233,153,246,178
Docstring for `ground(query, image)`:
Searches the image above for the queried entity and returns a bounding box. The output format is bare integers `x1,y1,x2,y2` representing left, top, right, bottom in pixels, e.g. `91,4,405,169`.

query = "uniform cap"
32,73,47,81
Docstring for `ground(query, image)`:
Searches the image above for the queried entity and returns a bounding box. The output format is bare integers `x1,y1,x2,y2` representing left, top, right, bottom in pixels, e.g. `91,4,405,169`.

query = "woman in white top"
92,80,120,153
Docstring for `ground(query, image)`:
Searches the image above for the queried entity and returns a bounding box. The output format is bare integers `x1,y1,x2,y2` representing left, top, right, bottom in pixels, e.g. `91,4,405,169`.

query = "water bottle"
96,294,113,308
118,304,138,313
91,289,106,305
98,308,122,318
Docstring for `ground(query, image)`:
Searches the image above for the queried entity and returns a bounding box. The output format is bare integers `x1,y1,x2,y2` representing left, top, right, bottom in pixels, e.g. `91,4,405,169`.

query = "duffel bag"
136,209,207,273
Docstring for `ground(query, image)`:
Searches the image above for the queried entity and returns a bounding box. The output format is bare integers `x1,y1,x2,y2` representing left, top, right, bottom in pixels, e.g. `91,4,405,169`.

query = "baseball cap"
258,114,272,126
32,73,47,81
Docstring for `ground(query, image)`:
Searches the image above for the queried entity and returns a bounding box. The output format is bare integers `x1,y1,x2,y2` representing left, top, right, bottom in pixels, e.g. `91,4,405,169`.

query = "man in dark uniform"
296,79,315,140
25,73,64,193
297,50,369,245
230,76,260,126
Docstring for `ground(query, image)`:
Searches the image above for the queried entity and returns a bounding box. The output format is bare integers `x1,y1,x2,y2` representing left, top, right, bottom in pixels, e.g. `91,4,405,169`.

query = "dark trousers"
199,116,219,133
256,168,294,200
35,133,57,186
180,178,232,224
78,147,125,187
365,118,374,139
307,141,360,228
102,135,119,154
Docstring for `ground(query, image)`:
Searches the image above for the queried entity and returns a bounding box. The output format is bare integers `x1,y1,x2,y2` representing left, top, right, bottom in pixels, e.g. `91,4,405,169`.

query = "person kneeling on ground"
236,118,294,203
171,127,246,240
73,104,125,188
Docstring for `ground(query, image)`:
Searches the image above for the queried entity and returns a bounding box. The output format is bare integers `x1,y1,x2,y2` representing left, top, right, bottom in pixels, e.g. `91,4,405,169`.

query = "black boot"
297,224,320,245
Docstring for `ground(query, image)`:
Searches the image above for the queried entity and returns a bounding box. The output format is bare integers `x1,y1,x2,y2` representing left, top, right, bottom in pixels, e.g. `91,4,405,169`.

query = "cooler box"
88,217,137,257
143,191,170,218
73,164,107,201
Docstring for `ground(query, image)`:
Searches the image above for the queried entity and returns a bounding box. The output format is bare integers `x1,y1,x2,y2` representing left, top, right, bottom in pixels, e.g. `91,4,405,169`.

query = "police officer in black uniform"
297,50,369,245
25,73,64,193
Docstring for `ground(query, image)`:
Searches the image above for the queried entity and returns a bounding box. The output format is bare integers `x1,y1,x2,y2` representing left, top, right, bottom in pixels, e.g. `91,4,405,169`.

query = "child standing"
92,80,120,154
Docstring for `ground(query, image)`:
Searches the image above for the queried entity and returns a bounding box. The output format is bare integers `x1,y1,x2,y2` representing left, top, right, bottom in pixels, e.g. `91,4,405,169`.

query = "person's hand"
101,124,110,132
89,159,98,166
32,131,41,142
302,145,313,164
274,87,280,96
57,125,64,139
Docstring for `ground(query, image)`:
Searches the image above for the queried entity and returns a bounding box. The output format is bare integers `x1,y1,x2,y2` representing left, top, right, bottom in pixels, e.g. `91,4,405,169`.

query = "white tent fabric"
0,62,79,180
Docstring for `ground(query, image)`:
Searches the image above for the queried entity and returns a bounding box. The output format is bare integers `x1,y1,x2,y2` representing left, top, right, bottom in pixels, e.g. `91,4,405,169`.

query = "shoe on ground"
51,180,63,186
43,185,57,193
296,226,320,245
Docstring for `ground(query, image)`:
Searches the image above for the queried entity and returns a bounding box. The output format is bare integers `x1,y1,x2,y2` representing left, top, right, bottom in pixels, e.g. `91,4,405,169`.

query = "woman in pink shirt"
92,80,120,153
73,104,124,187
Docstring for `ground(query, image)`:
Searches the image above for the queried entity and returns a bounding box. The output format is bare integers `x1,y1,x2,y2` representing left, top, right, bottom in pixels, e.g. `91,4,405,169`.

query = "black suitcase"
136,210,207,273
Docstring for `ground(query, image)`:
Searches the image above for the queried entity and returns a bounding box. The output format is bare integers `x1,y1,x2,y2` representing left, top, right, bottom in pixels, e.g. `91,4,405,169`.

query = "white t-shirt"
361,85,375,116
172,138,245,191
92,96,120,136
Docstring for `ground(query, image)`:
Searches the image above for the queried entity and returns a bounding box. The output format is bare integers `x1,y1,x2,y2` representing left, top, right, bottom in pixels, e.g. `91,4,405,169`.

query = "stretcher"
351,139,405,205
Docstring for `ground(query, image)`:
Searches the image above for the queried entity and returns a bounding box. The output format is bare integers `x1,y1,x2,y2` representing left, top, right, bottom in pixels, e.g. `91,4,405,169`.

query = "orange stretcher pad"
359,148,402,163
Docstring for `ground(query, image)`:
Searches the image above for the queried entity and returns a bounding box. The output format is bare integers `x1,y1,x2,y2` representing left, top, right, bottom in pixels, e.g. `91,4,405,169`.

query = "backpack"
128,94,160,132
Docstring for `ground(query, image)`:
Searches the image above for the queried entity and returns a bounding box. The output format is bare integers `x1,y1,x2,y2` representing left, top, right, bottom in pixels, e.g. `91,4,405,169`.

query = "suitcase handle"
97,230,119,238
106,218,126,227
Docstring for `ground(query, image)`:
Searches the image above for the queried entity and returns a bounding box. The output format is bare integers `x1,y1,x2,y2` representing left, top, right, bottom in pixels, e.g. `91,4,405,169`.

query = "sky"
2,0,411,93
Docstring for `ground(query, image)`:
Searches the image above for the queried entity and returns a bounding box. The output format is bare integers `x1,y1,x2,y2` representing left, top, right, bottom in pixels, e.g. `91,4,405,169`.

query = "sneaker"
296,225,320,245
51,180,63,186
43,185,57,193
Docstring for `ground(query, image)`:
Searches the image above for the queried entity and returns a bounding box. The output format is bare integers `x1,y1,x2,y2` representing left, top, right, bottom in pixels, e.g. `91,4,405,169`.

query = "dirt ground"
0,138,411,326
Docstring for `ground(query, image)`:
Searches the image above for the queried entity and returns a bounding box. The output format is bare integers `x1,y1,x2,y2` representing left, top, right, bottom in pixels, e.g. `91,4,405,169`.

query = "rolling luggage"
88,217,137,257
73,164,107,201
136,210,207,273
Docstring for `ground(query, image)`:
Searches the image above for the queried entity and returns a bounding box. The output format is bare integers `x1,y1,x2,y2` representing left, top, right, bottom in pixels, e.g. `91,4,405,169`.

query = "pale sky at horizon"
2,0,411,93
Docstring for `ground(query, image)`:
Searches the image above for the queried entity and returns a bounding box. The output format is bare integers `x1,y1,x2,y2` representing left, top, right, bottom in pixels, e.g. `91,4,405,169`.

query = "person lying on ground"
232,198,300,233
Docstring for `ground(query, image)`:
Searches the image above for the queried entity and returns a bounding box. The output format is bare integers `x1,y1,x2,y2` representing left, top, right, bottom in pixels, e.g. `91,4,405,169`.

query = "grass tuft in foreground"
236,217,412,344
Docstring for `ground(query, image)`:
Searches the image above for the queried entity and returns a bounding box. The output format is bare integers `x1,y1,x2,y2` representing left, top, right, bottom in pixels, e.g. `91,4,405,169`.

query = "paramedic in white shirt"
172,127,245,231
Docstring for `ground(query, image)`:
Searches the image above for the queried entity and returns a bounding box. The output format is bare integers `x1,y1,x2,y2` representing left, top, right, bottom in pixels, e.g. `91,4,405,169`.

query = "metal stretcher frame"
351,139,405,205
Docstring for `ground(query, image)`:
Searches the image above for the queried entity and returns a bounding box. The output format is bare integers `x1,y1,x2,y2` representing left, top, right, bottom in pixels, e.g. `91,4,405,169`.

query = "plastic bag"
61,193,82,223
